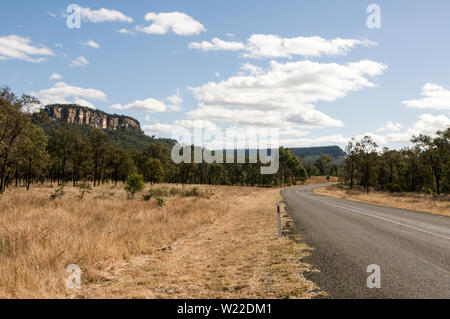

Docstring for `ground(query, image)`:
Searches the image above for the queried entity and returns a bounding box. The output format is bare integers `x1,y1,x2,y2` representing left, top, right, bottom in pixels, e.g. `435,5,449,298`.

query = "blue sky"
1,0,450,149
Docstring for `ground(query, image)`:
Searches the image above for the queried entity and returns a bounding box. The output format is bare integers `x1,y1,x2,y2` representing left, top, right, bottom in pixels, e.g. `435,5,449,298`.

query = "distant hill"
33,104,175,151
33,105,347,163
288,146,346,165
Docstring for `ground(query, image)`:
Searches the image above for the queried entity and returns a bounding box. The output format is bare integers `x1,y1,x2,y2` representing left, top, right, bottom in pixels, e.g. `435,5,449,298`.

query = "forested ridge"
1,86,448,195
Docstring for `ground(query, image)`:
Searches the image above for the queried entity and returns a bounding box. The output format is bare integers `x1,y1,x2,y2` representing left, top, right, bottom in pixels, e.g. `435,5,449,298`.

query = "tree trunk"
26,158,31,190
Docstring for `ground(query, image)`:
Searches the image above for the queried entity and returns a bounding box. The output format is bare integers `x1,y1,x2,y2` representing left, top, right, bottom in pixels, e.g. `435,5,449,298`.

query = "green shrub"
78,181,92,201
156,197,165,207
142,193,153,201
125,173,144,199
183,187,201,197
425,188,433,196
50,184,65,200
169,187,181,196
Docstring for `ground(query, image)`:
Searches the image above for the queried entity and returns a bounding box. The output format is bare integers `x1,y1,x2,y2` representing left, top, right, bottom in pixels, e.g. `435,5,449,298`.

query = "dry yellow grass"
304,176,338,185
0,183,320,299
314,185,450,217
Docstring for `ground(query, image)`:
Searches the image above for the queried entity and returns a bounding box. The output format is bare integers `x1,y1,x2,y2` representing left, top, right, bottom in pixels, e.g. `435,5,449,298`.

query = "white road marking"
297,189,450,241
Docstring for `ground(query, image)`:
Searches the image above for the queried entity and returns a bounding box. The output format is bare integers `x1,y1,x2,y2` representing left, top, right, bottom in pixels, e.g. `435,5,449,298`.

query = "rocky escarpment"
43,104,140,131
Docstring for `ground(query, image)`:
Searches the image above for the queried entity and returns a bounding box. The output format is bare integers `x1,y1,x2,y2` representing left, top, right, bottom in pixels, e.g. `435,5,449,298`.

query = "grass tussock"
0,184,319,299
315,185,450,217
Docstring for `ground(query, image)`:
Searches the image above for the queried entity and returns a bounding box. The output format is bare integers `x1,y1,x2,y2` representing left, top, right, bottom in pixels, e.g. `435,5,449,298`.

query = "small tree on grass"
78,181,92,201
125,173,144,199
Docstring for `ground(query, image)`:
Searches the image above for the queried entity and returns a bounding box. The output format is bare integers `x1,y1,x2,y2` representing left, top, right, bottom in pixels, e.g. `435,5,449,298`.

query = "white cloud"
117,28,135,36
166,90,183,111
188,59,386,129
188,37,245,51
31,82,107,107
111,98,167,113
239,63,264,76
54,43,63,47
137,12,205,36
111,91,183,113
143,119,217,135
78,7,133,23
0,35,55,63
49,73,63,80
225,33,235,37
360,114,450,145
188,34,377,59
73,98,96,109
79,40,100,49
70,56,89,67
143,123,175,134
403,83,450,110
377,121,403,132
215,72,221,78
280,134,350,147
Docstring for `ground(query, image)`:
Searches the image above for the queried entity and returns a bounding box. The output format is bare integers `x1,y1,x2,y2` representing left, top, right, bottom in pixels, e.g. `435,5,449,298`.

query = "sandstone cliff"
43,104,140,131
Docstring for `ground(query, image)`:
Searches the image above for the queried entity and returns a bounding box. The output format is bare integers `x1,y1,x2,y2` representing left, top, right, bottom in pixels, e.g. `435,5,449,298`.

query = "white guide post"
277,203,282,238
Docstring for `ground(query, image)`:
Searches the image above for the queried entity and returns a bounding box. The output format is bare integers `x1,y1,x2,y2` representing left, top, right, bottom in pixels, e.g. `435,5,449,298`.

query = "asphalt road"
281,185,450,299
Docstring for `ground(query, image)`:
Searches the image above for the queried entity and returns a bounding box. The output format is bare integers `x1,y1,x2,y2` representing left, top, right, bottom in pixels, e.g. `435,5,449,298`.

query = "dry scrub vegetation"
315,185,450,217
0,184,320,298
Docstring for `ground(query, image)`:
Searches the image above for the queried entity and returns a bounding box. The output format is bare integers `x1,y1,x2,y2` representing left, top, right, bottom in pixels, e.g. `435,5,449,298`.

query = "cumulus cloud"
79,40,100,49
70,56,89,67
188,37,245,51
143,119,217,135
73,98,96,109
189,34,376,59
360,114,450,145
49,73,63,80
136,12,205,36
111,91,183,113
0,35,55,63
280,134,350,148
239,63,264,76
187,59,387,129
377,121,403,132
78,7,133,23
166,90,183,111
403,83,450,110
117,28,135,36
111,98,167,113
31,82,107,107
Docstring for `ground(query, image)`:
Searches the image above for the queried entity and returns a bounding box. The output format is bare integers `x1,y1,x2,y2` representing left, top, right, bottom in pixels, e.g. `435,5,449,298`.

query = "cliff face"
44,104,140,131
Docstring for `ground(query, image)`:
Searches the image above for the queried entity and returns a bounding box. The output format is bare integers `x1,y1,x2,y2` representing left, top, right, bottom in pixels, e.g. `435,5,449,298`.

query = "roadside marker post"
277,203,282,238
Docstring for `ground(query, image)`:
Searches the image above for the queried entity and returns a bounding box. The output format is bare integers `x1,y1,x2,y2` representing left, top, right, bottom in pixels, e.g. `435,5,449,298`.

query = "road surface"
281,185,450,299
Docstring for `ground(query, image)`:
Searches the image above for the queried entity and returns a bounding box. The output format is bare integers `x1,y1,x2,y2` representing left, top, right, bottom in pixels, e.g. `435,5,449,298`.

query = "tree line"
3,86,447,195
342,132,450,195
0,87,308,193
